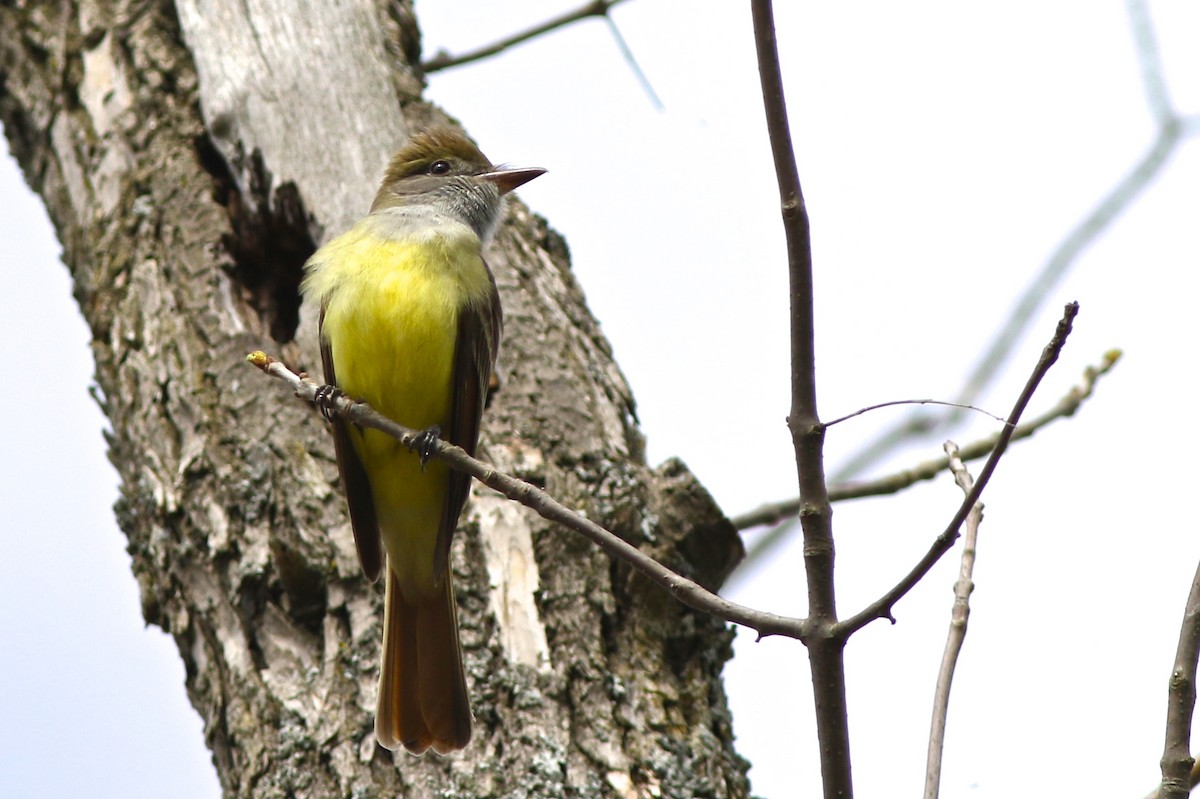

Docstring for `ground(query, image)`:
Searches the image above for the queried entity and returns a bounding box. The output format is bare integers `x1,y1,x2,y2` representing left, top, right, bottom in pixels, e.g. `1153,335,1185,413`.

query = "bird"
300,128,544,753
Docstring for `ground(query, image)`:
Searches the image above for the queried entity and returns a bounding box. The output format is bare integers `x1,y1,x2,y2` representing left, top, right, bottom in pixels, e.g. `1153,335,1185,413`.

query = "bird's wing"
435,265,502,581
320,304,384,583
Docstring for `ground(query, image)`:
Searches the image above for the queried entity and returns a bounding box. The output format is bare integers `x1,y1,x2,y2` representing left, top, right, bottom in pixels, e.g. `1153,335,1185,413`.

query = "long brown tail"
375,567,471,754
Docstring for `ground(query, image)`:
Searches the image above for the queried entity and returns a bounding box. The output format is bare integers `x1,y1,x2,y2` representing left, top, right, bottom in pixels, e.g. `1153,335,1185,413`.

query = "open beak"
482,166,547,195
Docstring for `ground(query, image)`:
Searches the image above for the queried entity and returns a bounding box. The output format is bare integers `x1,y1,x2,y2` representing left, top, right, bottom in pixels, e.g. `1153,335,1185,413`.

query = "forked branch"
838,302,1080,639
247,352,810,641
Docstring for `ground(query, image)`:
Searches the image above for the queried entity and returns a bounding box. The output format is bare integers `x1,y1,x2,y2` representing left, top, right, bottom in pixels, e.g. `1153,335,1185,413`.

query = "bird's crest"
381,129,493,186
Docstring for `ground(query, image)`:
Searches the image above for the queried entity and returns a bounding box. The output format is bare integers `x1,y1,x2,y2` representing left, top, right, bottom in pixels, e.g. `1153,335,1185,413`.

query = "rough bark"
0,1,750,797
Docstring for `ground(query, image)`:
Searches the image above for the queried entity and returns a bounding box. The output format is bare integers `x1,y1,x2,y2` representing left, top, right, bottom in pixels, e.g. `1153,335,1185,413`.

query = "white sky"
2,2,1199,797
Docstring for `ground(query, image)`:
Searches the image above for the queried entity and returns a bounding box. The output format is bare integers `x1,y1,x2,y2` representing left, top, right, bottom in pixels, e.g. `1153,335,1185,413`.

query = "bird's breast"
309,220,490,430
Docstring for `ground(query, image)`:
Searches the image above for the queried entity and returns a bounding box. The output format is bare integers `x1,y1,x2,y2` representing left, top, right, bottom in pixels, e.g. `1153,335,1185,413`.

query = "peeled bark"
0,1,749,796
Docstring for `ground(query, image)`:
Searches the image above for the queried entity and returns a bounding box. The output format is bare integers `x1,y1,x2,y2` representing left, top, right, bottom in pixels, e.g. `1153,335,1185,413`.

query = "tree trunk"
0,1,750,796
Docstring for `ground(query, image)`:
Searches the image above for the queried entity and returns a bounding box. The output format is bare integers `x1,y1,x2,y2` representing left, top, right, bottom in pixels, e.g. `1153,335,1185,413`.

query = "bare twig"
731,350,1120,533
924,442,984,799
837,302,1079,639
422,0,632,73
246,352,810,641
824,399,1006,429
1155,558,1200,799
750,0,851,796
1127,0,1172,124
601,13,662,110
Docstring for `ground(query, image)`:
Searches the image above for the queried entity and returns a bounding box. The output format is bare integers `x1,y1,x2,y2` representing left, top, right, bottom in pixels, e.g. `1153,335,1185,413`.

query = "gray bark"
0,1,750,796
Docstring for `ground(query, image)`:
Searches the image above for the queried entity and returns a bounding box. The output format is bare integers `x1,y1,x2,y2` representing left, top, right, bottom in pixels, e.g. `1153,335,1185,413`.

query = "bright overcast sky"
2,3,1199,798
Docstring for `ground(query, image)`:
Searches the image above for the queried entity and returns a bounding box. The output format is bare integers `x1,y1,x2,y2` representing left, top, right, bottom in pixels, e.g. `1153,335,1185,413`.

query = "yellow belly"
306,221,490,592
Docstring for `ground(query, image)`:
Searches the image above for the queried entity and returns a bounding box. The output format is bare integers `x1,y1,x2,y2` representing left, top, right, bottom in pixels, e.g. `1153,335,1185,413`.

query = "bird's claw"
315,385,346,421
411,425,442,470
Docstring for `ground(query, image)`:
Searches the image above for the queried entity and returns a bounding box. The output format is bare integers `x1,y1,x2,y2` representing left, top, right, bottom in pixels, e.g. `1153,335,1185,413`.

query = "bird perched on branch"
301,128,544,753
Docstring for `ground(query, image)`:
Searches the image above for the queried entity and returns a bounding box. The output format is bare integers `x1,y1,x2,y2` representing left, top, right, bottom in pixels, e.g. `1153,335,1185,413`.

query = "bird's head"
371,129,545,240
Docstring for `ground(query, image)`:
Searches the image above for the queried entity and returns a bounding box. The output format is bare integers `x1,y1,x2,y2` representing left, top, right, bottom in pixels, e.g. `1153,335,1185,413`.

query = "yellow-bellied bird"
301,129,544,753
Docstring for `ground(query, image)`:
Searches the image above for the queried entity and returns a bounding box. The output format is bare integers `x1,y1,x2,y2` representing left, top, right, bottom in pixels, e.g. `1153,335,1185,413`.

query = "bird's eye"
429,160,452,175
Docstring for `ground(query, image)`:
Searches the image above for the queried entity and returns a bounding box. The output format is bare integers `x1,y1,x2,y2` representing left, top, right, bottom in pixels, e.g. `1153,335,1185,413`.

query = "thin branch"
1156,558,1200,799
751,0,828,614
751,0,850,796
825,399,1007,429
246,352,810,642
731,349,1120,533
924,442,984,799
601,14,662,110
422,0,632,73
837,302,1079,639
1127,0,1173,124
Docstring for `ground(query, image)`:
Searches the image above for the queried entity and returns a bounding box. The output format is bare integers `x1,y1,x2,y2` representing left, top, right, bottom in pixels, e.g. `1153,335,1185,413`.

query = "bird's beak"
481,166,547,195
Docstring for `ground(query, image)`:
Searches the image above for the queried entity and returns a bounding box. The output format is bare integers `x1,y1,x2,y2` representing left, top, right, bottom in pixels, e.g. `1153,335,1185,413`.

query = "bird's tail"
375,567,472,754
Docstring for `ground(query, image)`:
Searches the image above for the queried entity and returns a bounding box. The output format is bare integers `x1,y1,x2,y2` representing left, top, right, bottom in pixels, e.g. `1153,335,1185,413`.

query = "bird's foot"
411,425,442,470
314,384,346,421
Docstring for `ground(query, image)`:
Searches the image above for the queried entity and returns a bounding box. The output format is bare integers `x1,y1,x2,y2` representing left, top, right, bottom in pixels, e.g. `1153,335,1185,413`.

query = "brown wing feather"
319,305,384,583
433,264,502,580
